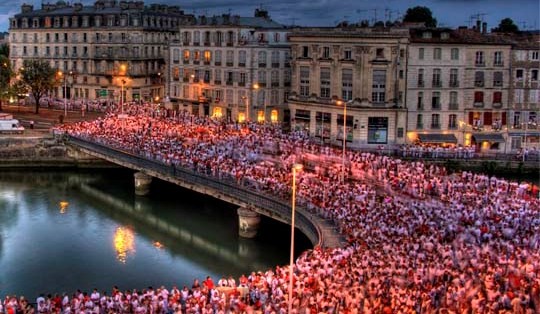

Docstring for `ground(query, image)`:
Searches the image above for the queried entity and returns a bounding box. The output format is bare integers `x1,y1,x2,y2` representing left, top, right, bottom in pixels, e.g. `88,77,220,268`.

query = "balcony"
449,80,459,87
473,102,484,108
475,81,484,87
494,61,504,67
226,41,234,47
492,102,503,108
271,82,279,87
417,104,424,111
193,60,200,65
416,124,424,130
431,123,441,129
237,82,245,87
182,41,189,46
183,60,189,64
203,41,210,46
475,61,485,67
226,62,233,67
431,104,441,111
417,80,424,87
448,103,459,110
432,80,442,88
493,81,502,87
193,78,199,83
214,61,221,66
183,77,189,82
258,63,266,68
193,42,200,46
226,80,233,85
271,63,279,68
204,61,210,65
214,80,221,85
238,62,245,67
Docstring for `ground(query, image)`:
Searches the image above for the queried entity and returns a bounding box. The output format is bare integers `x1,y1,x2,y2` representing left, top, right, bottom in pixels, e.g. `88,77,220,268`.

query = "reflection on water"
59,201,69,214
0,169,311,300
114,226,136,264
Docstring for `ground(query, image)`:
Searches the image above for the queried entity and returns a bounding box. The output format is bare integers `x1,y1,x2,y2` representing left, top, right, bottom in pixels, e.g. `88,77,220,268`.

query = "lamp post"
523,121,528,161
120,79,126,114
337,100,347,182
252,83,261,122
288,163,303,314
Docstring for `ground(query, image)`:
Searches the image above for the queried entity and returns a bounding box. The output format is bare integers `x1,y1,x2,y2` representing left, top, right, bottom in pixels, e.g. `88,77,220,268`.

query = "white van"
0,118,25,134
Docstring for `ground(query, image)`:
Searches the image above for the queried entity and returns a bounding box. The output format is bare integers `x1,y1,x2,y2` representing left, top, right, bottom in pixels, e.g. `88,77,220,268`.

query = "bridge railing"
66,135,325,247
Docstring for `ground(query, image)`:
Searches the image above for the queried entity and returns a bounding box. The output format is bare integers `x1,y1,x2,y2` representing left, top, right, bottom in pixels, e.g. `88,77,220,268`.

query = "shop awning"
417,133,457,143
472,133,505,143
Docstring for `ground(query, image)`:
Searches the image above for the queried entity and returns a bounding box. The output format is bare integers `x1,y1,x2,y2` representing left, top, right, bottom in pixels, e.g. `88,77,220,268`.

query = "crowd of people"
7,105,539,313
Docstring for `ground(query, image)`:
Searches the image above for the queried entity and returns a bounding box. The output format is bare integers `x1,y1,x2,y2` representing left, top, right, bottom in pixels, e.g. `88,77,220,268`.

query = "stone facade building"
168,9,290,122
8,0,193,102
287,26,409,148
508,35,540,152
407,26,513,153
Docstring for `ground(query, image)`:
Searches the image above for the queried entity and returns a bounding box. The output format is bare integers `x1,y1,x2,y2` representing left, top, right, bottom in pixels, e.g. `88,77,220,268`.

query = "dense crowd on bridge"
7,106,539,313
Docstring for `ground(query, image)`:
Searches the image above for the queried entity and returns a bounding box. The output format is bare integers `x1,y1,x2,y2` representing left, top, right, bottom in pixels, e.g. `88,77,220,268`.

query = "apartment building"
169,9,290,122
287,26,409,148
508,35,540,152
8,0,193,102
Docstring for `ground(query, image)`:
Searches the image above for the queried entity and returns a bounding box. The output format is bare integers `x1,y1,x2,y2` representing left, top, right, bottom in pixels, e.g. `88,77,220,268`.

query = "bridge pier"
134,172,152,196
237,207,260,238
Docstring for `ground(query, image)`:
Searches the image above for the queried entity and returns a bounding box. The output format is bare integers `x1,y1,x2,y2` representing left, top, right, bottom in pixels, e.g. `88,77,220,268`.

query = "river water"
0,169,310,299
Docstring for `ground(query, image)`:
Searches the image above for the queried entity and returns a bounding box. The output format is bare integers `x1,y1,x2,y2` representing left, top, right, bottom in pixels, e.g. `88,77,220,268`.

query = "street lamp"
57,70,68,117
337,100,347,182
288,163,302,313
120,78,126,114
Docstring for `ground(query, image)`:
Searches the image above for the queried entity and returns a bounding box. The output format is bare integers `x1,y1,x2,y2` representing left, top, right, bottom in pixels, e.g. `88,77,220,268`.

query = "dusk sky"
1,0,538,32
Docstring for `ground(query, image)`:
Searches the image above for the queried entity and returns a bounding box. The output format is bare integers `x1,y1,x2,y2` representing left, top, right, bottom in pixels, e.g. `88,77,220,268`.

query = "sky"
1,0,539,32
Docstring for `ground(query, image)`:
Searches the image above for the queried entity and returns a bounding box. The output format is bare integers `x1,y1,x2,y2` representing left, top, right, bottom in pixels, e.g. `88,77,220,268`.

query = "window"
257,70,266,85
238,50,246,66
449,91,458,110
432,69,441,87
531,69,539,81
418,69,424,87
372,70,386,103
299,66,310,96
239,72,246,86
431,114,440,129
530,51,539,60
475,91,484,104
183,50,190,62
449,69,458,87
475,51,484,66
475,71,485,87
431,92,440,110
514,89,524,104
320,68,331,98
226,51,234,66
417,91,424,110
451,48,459,60
203,51,211,63
418,48,424,60
493,91,502,104
376,48,384,58
214,69,221,83
529,90,538,103
270,90,279,105
448,114,457,129
367,117,388,144
322,46,330,59
416,114,423,129
271,70,279,87
258,51,267,67
342,69,353,101
516,69,524,80
302,46,309,58
494,51,503,66
271,51,279,67
344,48,352,60
433,48,441,60
493,71,503,87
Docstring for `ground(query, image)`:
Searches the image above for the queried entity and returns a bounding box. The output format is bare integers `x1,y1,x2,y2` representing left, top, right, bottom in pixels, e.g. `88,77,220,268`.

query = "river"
0,169,310,299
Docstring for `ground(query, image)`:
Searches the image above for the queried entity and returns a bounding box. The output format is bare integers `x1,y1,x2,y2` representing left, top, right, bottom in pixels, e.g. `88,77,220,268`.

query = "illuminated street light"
288,163,303,313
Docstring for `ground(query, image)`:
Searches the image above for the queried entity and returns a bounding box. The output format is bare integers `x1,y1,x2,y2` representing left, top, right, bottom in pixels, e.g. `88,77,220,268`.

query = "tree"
403,6,437,28
18,59,58,114
0,55,13,111
494,18,519,33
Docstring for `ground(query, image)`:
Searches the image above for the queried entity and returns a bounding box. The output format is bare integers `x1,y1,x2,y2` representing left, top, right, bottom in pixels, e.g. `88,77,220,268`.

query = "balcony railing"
449,80,459,87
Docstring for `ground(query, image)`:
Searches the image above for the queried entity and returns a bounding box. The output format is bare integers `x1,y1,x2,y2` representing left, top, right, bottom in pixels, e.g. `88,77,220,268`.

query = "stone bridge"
66,135,346,249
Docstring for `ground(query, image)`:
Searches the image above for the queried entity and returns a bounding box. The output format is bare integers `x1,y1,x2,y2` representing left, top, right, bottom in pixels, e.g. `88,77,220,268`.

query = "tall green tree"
18,60,58,114
403,6,437,28
494,18,519,33
0,55,12,111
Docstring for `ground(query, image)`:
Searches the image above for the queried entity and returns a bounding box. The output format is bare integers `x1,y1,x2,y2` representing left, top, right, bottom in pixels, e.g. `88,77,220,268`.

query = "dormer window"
422,31,432,39
441,32,449,39
376,48,384,58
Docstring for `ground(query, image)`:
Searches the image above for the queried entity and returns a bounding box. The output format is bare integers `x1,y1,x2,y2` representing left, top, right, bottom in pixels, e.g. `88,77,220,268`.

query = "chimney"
482,22,487,34
476,20,481,32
